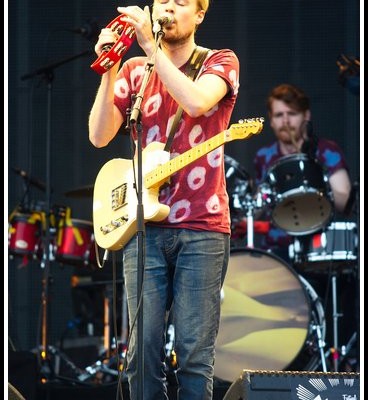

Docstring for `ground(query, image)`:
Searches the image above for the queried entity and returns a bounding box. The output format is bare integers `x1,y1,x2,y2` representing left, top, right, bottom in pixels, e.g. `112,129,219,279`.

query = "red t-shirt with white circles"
114,49,240,234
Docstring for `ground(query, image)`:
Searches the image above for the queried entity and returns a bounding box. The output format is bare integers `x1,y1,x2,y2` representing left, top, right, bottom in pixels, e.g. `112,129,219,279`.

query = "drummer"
235,83,352,263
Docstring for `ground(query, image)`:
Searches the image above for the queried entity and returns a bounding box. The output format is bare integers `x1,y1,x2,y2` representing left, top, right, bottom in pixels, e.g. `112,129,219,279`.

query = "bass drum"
214,248,325,383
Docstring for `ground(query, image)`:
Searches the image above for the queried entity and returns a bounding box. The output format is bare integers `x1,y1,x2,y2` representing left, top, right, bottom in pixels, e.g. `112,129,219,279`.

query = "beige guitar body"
93,142,171,250
93,118,264,250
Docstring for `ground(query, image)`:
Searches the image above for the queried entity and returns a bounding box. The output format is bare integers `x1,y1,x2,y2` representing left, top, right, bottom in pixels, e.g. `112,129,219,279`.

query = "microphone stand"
21,50,93,81
21,50,93,382
128,29,164,400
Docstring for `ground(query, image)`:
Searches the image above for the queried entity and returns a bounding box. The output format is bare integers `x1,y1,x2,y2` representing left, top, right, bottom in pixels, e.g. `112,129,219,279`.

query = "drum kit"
214,153,359,382
8,155,359,384
8,172,128,382
8,204,98,269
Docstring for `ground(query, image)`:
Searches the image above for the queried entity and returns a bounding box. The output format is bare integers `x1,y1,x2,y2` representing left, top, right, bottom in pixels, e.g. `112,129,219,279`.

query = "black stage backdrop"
7,0,361,376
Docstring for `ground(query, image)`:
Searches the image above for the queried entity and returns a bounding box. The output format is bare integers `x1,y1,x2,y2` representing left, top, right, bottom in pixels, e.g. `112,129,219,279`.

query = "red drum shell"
55,219,97,267
8,212,43,259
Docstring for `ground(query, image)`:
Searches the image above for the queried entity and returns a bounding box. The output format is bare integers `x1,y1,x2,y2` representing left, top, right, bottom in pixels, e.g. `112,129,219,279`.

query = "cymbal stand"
311,264,358,373
77,279,129,383
328,271,358,372
330,273,341,371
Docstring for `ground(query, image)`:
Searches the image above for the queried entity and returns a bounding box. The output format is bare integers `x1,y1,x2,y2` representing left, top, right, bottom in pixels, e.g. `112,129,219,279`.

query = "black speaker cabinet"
223,370,360,400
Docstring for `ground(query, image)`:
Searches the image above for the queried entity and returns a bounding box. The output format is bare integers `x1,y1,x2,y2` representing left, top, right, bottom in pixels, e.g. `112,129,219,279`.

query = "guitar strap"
164,46,210,152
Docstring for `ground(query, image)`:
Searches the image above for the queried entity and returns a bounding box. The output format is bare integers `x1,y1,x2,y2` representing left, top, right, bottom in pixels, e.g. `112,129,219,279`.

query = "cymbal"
64,184,94,198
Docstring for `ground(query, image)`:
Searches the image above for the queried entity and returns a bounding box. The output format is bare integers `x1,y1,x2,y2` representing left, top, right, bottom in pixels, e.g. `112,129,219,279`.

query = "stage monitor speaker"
8,350,38,400
223,370,360,400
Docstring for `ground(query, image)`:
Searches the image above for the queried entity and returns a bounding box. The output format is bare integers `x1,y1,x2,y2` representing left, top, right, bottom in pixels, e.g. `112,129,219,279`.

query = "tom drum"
264,153,333,235
8,211,44,260
55,219,97,267
289,221,358,274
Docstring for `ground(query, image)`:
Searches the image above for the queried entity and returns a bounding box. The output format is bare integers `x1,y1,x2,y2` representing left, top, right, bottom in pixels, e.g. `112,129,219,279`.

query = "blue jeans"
123,226,230,400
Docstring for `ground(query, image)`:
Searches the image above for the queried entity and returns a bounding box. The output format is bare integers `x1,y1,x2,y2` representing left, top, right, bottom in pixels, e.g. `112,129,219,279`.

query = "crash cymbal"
64,184,94,198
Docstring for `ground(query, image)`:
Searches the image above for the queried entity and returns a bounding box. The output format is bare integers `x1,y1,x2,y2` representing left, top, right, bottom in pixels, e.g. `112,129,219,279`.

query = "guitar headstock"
226,117,264,141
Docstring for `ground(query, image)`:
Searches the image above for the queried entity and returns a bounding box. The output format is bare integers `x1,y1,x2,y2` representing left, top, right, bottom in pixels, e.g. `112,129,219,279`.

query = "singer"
89,0,239,399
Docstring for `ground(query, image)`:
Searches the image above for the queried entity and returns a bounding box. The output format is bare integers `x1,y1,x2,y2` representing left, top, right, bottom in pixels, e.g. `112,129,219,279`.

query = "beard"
162,29,193,46
277,126,298,143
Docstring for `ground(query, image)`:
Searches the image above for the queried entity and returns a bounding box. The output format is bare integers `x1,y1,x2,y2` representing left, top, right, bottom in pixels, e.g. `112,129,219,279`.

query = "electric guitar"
93,118,264,250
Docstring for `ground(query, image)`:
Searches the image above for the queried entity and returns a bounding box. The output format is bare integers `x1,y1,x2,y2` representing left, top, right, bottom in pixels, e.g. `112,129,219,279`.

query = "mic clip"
153,21,165,34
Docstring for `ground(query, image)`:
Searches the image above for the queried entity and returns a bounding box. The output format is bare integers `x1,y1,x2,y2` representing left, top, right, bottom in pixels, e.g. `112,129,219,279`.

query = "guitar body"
93,142,171,250
93,118,264,250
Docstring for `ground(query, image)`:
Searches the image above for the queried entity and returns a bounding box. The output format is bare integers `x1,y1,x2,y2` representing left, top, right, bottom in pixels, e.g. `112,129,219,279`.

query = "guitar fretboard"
144,130,229,188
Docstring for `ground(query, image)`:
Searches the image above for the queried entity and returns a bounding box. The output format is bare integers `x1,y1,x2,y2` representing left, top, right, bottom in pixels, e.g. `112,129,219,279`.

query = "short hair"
198,0,210,12
266,83,310,114
153,0,210,12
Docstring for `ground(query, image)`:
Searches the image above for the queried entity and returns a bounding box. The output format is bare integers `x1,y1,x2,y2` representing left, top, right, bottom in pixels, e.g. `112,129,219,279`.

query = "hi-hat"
64,184,94,198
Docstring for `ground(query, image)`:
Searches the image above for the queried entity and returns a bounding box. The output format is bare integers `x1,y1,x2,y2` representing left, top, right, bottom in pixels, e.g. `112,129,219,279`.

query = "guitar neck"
144,130,228,189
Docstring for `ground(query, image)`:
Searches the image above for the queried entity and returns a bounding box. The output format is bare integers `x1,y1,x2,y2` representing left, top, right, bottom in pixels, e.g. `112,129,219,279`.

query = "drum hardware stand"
297,275,328,373
245,194,256,248
310,314,328,372
327,271,355,372
324,270,358,372
76,279,129,383
243,191,265,248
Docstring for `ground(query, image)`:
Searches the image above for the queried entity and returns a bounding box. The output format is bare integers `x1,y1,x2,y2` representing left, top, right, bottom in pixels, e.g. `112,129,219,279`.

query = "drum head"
266,154,333,235
214,248,311,382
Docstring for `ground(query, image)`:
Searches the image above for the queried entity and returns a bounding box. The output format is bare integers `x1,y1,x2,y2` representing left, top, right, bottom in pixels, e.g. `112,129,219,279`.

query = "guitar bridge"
112,183,128,211
100,215,129,234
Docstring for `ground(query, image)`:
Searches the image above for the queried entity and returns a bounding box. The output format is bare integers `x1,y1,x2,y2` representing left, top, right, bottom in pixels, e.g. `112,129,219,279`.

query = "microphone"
68,18,100,42
12,167,47,192
153,14,174,33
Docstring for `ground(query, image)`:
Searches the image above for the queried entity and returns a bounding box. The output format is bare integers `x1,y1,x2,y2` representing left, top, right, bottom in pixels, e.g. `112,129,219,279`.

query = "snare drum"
55,219,97,267
289,221,358,273
8,212,44,259
265,153,333,236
